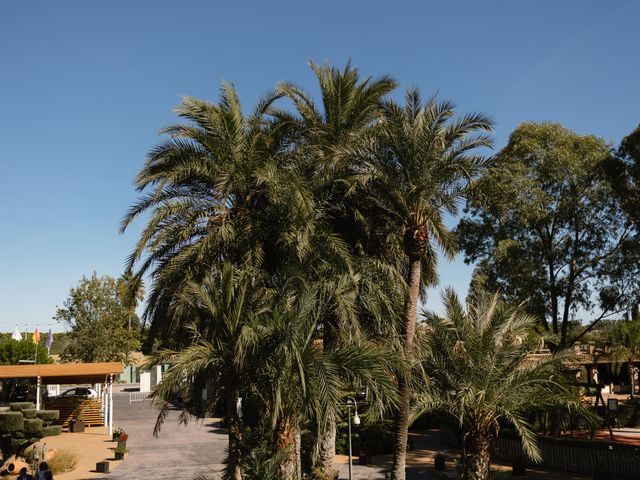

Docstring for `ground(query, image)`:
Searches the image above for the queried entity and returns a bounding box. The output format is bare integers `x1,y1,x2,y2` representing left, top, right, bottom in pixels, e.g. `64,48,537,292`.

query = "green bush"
336,419,396,456
9,402,34,412
22,409,37,419
41,425,62,437
36,410,59,421
23,418,44,435
0,412,24,432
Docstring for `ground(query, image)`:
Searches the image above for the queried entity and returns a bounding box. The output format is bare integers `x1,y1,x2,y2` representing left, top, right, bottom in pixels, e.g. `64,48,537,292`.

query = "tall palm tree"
150,263,261,480
278,61,399,477
117,270,145,331
367,90,494,479
121,83,312,346
420,289,577,480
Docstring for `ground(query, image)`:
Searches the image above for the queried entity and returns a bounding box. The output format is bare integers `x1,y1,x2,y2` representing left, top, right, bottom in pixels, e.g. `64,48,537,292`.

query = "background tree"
610,318,640,398
55,272,140,363
0,341,50,365
419,289,577,480
117,270,145,331
602,125,640,229
457,122,639,348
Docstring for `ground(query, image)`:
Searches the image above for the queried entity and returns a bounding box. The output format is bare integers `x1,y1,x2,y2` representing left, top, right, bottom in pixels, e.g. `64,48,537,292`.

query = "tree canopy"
457,122,640,348
55,272,141,363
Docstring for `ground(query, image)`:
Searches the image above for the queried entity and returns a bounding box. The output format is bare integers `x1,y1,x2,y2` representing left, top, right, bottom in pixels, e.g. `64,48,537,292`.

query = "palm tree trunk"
630,363,635,400
227,394,243,480
275,416,301,480
391,257,421,480
317,410,338,479
317,328,338,479
461,429,492,480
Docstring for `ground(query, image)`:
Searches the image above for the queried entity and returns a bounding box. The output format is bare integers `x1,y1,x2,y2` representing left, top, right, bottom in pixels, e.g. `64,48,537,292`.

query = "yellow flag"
33,327,40,344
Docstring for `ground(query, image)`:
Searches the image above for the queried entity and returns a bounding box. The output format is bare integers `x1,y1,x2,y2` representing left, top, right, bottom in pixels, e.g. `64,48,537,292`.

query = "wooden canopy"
0,362,123,384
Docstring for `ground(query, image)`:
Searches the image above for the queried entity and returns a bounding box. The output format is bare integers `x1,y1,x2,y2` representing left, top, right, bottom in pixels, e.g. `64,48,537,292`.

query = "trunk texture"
461,429,492,480
227,394,243,480
275,416,301,480
317,410,338,479
317,328,338,479
391,257,421,480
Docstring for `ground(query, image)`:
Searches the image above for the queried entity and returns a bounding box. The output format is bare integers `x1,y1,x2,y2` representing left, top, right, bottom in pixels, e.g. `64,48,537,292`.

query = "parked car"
57,387,99,398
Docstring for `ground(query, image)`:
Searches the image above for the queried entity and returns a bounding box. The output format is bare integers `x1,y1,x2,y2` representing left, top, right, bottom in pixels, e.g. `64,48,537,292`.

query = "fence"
129,391,151,404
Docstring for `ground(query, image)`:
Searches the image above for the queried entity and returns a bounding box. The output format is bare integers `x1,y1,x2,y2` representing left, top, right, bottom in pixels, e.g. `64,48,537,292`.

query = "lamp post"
346,397,360,480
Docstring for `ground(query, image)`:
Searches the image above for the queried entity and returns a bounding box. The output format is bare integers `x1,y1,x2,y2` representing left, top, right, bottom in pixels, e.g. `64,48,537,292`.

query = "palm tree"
420,289,576,480
368,90,494,479
121,82,312,346
150,263,261,480
117,270,145,331
278,61,399,477
253,286,397,480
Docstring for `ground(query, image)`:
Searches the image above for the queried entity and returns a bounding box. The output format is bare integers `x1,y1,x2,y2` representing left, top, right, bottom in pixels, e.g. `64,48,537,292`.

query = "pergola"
0,362,123,435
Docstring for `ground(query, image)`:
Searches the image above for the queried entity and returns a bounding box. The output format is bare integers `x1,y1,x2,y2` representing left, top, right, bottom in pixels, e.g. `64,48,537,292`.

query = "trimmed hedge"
23,418,44,435
0,412,24,432
10,402,35,412
40,425,62,437
22,409,37,419
36,410,59,421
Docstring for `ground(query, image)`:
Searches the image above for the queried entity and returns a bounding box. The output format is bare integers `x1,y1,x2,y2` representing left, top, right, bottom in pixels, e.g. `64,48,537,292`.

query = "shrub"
36,410,59,421
0,412,24,432
23,418,44,435
41,425,63,437
48,449,79,475
22,409,37,419
9,402,34,412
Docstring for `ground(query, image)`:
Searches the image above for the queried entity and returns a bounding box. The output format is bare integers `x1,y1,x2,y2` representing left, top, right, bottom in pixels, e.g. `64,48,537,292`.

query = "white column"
108,374,113,436
36,376,41,410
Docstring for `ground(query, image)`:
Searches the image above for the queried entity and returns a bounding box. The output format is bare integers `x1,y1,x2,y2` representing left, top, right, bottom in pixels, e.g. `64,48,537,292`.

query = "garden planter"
69,420,85,433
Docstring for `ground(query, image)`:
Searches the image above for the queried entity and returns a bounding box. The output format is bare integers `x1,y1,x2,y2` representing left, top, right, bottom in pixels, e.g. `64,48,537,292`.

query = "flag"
46,328,53,349
33,326,40,344
11,326,22,341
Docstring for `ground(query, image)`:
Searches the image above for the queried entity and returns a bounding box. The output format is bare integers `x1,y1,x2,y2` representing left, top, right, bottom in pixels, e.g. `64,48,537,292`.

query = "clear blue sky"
1,1,638,332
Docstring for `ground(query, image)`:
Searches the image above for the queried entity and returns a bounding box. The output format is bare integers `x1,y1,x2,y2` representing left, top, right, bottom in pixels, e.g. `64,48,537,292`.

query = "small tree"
55,272,140,363
419,289,579,480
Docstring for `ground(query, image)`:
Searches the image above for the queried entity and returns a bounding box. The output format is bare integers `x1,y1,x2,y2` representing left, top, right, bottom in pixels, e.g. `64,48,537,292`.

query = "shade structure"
0,362,123,384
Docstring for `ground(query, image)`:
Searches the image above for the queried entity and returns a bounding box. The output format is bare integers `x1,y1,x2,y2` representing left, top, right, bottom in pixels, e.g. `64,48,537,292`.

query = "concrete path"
101,391,226,479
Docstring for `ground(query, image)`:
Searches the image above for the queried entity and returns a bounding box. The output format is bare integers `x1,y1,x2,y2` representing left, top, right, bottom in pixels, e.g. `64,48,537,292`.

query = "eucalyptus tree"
121,82,312,347
420,289,577,480
365,90,494,479
150,263,262,480
278,61,400,477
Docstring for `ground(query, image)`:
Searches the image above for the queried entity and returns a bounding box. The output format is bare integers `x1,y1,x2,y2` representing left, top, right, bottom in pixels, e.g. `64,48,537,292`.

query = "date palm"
420,289,576,480
121,83,312,345
150,263,261,480
278,61,399,477
369,90,494,479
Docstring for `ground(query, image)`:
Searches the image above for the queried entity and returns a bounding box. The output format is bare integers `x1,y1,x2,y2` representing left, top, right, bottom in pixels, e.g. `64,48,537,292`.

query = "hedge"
40,425,62,437
22,409,37,419
0,412,24,432
36,410,59,421
23,418,44,435
9,402,35,412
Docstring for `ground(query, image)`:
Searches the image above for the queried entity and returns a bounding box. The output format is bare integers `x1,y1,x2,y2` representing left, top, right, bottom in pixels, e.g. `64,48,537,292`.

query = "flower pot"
69,420,85,433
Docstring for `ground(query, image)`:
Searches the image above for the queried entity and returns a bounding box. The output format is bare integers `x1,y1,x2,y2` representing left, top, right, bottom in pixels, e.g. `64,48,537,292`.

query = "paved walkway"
101,391,226,479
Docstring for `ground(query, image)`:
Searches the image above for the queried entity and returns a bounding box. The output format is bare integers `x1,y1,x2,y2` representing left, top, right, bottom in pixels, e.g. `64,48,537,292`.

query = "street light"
346,397,360,480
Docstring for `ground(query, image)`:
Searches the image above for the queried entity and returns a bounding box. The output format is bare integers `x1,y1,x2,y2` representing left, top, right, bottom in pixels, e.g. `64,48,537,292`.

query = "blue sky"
0,1,638,332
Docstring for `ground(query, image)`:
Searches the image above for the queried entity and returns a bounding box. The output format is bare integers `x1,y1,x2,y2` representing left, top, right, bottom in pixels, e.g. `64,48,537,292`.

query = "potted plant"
112,426,125,442
69,404,85,433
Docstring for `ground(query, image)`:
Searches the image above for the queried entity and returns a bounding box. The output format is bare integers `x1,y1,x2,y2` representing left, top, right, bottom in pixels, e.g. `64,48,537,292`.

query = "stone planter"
69,420,85,433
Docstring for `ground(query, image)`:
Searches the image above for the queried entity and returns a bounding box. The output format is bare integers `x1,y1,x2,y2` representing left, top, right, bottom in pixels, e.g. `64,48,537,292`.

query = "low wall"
440,422,640,480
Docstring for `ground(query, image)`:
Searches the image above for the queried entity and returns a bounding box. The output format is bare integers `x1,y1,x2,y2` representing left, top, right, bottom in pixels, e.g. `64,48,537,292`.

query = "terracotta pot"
6,459,29,475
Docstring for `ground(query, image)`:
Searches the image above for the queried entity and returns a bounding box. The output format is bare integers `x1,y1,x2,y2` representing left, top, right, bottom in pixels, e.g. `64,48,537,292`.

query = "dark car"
9,384,34,402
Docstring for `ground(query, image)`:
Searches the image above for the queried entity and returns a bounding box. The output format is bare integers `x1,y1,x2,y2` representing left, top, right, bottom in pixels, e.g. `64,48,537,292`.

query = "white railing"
129,391,150,404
